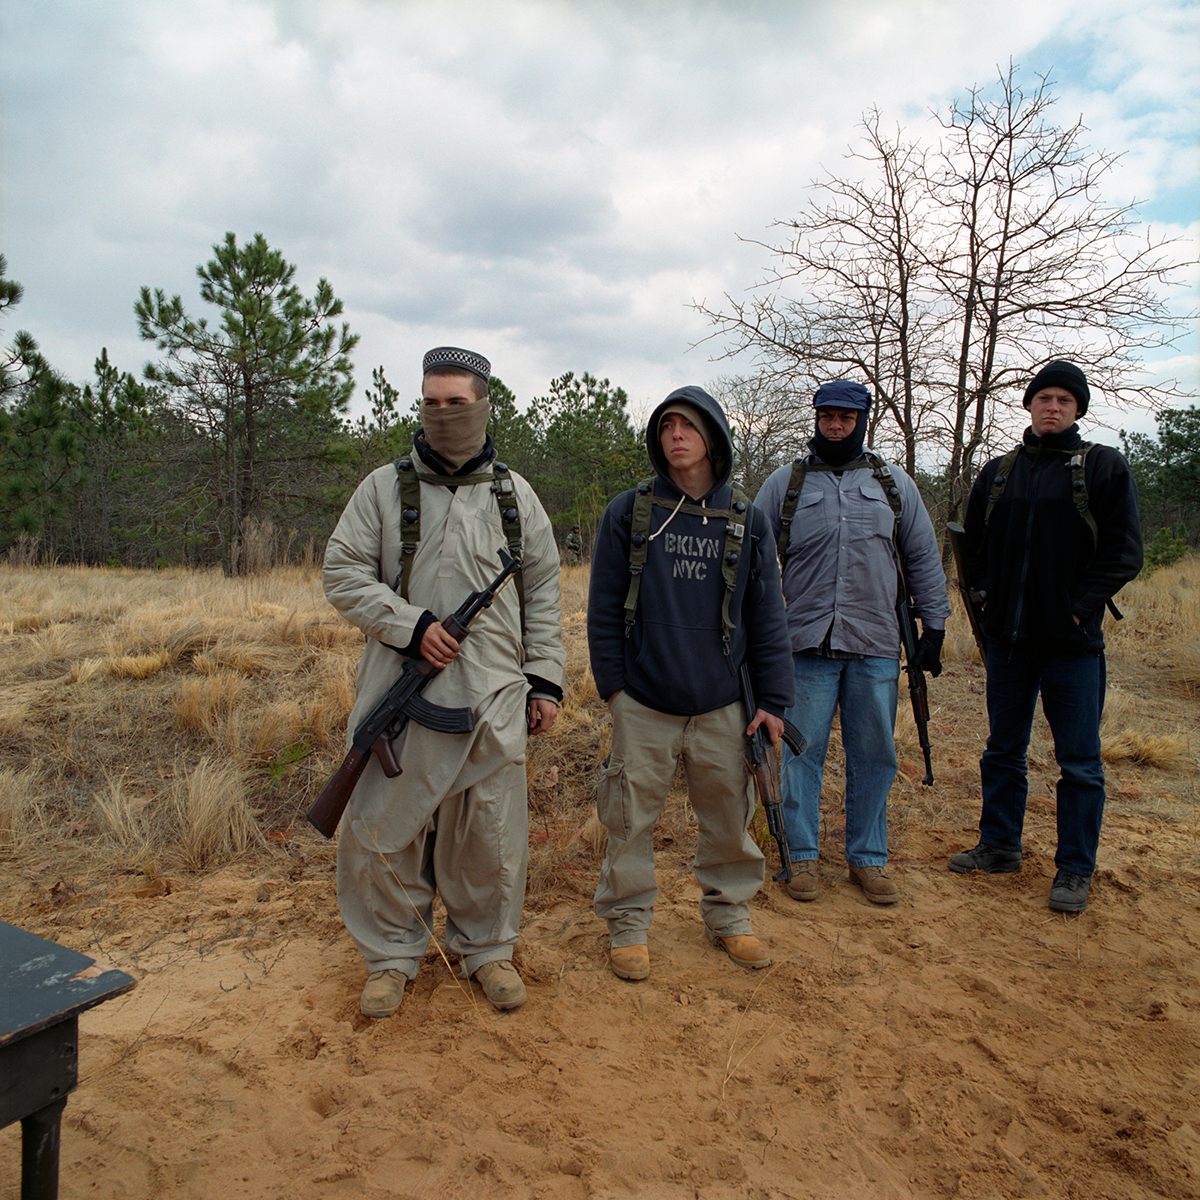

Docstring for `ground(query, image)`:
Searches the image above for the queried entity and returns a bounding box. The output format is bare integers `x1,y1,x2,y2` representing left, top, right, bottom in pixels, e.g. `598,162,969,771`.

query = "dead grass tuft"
108,650,175,680
29,622,74,661
161,621,223,662
169,756,263,869
246,702,306,759
173,672,249,736
303,659,356,751
1155,638,1200,697
92,770,154,852
68,657,107,684
0,765,50,854
194,642,300,677
1102,730,1191,770
7,612,60,634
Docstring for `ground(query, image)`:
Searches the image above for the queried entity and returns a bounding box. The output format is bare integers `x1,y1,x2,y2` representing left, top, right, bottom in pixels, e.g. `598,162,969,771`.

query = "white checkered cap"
422,346,490,383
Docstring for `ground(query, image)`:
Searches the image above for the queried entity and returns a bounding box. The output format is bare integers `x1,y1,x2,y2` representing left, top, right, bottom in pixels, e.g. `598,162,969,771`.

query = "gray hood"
645,385,733,488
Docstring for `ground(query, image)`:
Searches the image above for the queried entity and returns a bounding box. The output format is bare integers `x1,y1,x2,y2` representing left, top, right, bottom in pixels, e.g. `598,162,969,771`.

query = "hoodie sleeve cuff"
525,673,564,704
389,610,438,657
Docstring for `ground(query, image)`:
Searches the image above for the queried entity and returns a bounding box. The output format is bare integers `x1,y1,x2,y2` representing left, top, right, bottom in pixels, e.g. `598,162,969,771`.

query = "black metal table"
1,921,135,1200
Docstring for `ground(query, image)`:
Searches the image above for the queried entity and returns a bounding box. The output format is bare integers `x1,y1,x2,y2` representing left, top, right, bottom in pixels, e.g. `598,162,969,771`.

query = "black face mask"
809,409,867,466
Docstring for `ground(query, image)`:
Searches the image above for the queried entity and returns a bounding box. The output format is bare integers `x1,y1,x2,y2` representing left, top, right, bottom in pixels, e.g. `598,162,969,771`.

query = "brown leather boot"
713,934,771,969
848,865,899,905
785,860,819,902
609,943,650,981
473,960,528,1010
360,969,407,1018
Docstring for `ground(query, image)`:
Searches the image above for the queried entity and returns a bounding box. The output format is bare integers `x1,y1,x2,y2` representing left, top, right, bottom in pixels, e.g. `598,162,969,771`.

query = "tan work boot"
609,943,650,981
785,860,819,902
360,969,407,1018
473,960,528,1011
848,865,899,905
714,933,771,969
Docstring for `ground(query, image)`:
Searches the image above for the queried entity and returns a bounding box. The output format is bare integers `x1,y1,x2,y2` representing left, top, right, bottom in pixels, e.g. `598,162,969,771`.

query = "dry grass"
169,756,263,870
92,769,155,857
174,672,249,735
0,555,1196,889
1102,731,1191,769
0,764,49,851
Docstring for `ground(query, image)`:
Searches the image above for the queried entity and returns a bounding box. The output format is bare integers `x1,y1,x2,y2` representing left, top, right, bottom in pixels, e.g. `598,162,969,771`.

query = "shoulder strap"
1069,443,1121,618
983,442,1099,550
719,488,749,652
622,479,657,637
394,457,421,600
1069,443,1098,550
777,458,809,572
864,451,903,529
491,462,526,627
777,456,888,569
984,446,1022,529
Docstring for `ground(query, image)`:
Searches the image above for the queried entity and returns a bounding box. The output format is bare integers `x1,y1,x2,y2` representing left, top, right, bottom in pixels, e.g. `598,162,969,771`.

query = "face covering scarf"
810,409,867,466
420,398,491,469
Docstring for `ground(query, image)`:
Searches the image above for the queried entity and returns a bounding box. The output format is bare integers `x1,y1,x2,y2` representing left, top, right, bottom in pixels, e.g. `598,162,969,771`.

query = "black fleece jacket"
587,386,793,717
963,424,1143,655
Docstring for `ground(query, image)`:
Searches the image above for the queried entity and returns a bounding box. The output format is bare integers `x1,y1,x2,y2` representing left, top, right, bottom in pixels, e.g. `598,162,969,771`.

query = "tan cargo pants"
594,690,763,947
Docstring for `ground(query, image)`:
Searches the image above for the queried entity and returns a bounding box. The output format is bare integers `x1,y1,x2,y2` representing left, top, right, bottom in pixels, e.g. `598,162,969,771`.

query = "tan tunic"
323,451,564,973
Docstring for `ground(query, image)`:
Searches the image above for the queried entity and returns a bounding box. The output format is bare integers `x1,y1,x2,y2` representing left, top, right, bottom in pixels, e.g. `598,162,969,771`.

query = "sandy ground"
3,775,1198,1200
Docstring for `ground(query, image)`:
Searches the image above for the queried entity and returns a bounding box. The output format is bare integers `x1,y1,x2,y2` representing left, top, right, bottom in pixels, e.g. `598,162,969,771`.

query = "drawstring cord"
647,492,686,541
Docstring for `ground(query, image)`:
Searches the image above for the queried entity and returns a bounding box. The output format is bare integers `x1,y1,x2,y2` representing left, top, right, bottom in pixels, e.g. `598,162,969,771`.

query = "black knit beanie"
1023,361,1090,417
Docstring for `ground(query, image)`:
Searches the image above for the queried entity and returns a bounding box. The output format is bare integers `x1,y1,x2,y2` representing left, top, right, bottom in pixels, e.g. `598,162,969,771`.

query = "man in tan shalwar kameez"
324,346,565,1017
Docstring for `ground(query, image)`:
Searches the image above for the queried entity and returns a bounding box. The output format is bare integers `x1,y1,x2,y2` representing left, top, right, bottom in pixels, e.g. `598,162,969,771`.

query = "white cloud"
2,0,1195,424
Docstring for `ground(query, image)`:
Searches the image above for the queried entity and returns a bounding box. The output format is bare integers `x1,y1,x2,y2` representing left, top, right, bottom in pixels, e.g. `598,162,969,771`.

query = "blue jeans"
979,640,1106,876
780,654,899,867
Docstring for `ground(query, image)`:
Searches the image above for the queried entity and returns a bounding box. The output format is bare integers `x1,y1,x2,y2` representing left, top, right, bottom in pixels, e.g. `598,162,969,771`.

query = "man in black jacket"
949,361,1143,913
587,386,793,980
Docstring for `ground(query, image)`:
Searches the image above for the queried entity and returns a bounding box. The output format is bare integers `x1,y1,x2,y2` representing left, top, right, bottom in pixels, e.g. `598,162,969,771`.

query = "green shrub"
1145,526,1189,571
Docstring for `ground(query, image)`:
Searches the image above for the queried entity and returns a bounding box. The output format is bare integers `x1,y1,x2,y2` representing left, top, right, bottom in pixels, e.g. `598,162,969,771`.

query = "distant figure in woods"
949,361,1142,914
323,346,565,1017
586,386,793,982
564,524,583,565
755,381,949,906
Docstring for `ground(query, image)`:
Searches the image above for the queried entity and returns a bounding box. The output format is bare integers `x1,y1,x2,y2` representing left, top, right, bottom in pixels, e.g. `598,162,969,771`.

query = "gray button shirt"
755,453,950,659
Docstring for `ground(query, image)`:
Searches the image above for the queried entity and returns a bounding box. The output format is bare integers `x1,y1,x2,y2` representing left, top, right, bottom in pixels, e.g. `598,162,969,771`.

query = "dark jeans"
979,640,1107,876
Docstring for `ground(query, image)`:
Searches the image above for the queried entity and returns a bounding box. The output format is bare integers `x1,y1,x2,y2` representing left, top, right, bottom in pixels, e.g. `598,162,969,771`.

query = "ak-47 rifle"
739,663,806,884
946,522,987,666
895,567,934,787
306,548,521,839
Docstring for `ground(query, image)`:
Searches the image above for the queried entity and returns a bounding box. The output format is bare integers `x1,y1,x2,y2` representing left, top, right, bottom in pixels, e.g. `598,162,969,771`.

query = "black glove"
915,626,945,677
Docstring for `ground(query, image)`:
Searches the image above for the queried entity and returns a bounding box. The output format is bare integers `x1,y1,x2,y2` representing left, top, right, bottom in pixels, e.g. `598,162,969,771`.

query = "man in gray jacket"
756,381,949,905
323,346,565,1017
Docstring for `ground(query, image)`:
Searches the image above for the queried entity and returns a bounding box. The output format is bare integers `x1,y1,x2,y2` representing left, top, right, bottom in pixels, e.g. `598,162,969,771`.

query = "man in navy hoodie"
587,386,793,982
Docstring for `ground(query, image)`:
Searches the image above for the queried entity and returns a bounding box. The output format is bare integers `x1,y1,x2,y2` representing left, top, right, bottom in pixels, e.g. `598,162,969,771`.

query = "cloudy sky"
3,0,1197,435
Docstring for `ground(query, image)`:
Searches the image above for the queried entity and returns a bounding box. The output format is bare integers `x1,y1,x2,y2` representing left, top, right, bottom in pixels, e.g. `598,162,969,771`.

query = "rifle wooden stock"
306,747,370,839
